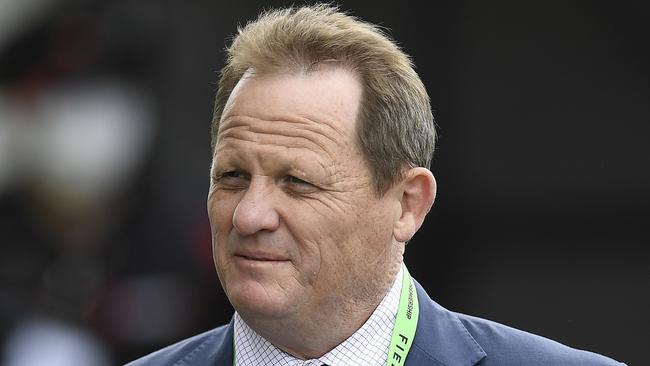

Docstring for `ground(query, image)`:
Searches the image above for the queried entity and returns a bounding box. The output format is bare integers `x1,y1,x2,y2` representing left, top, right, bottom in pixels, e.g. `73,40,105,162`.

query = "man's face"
208,67,401,322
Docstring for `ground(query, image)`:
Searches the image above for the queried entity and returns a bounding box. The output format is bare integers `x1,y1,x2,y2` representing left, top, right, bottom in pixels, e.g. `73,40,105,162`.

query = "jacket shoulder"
456,313,626,366
126,325,230,366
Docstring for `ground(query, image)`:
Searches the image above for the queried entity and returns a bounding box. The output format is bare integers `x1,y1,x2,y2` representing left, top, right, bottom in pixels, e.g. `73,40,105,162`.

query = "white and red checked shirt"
234,266,403,366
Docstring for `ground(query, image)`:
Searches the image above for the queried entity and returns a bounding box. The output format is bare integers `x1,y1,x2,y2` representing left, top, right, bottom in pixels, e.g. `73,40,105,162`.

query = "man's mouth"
234,253,290,263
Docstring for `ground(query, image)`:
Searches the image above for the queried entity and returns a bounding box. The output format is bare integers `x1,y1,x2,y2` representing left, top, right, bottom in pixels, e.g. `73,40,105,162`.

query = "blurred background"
0,0,647,364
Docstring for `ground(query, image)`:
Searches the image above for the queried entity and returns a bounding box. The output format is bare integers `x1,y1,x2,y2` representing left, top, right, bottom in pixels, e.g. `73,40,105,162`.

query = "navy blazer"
127,280,626,365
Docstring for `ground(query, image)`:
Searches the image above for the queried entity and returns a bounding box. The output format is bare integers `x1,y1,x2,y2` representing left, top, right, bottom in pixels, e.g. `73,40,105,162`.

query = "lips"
234,252,289,262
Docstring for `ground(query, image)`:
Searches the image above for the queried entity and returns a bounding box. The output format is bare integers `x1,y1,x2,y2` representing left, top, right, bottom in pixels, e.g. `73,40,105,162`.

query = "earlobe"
393,168,437,243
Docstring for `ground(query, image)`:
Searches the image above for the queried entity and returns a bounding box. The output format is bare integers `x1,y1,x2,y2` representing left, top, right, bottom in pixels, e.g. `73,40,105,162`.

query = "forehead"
217,67,363,149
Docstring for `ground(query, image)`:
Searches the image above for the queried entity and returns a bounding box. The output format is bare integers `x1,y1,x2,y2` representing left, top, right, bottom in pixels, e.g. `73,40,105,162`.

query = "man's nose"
232,180,280,235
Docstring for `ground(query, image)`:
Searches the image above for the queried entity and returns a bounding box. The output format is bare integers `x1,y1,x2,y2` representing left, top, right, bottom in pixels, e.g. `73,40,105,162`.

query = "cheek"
208,191,237,230
208,194,241,294
208,193,237,257
279,203,337,278
330,196,395,261
286,198,368,267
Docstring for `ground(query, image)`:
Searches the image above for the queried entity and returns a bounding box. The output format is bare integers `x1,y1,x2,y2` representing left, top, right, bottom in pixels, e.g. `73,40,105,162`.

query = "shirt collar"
234,266,403,366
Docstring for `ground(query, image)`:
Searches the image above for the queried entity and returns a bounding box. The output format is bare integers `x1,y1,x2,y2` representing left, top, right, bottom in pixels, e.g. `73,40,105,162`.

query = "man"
129,5,625,366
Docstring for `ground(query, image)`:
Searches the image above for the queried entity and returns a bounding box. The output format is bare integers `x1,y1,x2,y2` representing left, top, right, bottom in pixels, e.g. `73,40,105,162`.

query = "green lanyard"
233,264,419,366
386,264,419,366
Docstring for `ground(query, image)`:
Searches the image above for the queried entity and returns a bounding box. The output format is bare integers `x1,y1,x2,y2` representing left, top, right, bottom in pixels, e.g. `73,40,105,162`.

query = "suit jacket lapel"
405,280,487,366
208,320,234,366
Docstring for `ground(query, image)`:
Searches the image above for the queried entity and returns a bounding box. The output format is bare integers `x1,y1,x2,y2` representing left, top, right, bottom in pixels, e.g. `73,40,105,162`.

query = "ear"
393,167,437,243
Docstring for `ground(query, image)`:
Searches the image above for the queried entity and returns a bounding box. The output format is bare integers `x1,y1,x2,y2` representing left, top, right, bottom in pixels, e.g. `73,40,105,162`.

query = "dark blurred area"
0,0,646,365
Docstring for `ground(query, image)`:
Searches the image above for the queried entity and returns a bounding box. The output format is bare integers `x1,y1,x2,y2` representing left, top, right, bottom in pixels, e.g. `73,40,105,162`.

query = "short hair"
212,4,435,194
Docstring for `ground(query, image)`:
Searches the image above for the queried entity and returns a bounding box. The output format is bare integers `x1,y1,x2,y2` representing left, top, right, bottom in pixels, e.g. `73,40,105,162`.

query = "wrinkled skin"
207,66,405,356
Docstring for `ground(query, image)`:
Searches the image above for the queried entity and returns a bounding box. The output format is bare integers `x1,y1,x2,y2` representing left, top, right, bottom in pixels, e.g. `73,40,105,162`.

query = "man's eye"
222,171,246,179
214,171,249,186
284,175,319,195
287,176,311,185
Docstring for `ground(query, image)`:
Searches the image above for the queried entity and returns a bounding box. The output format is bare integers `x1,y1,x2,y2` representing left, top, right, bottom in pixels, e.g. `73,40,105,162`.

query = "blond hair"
212,4,435,194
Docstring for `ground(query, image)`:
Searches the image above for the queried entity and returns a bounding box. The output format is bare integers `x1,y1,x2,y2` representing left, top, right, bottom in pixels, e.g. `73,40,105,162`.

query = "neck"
239,261,402,359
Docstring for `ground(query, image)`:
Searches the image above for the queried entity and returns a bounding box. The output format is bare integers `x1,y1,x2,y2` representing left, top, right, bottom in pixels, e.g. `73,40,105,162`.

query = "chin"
226,278,299,319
